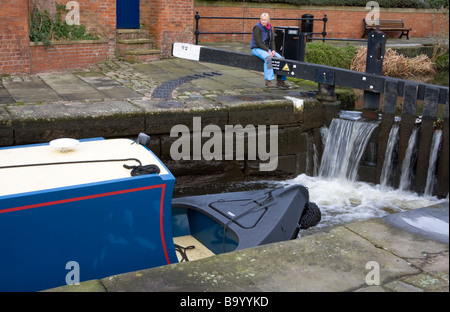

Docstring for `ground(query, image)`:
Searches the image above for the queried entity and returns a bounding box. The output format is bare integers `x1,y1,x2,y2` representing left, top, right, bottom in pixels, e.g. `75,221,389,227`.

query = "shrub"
29,3,99,46
350,47,437,80
305,42,357,69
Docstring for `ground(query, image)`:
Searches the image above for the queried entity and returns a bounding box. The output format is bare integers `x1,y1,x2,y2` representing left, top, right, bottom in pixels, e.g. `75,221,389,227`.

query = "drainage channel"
151,72,222,99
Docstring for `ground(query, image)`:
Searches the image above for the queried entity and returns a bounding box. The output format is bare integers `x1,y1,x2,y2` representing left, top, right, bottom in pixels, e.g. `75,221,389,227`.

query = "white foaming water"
270,118,448,236
319,119,378,182
380,123,399,189
424,130,443,197
399,127,419,191
278,174,447,234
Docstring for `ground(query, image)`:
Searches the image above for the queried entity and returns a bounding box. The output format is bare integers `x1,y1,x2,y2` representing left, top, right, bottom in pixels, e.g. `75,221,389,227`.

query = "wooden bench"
362,19,412,39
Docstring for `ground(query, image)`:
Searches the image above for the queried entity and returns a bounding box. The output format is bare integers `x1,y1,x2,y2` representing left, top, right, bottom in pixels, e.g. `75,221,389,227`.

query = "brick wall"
194,2,449,42
75,0,116,57
2,0,447,75
29,40,109,73
0,0,31,74
28,0,116,57
141,0,195,57
0,0,115,75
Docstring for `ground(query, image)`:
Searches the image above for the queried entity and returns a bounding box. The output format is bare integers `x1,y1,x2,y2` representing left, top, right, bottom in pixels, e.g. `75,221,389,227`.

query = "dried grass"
350,47,436,81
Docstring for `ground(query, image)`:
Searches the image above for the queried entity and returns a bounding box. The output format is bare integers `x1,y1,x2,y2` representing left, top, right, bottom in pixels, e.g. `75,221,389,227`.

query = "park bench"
362,18,412,39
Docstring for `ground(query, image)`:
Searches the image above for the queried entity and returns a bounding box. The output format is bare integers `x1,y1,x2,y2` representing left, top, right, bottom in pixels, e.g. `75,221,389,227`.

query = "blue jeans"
251,48,287,81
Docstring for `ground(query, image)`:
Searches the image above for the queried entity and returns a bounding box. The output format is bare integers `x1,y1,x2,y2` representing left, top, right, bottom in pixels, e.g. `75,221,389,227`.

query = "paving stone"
3,76,64,103
384,280,424,292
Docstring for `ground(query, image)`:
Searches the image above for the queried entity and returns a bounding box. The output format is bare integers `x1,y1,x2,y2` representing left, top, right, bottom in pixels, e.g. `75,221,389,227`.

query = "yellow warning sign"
282,63,290,71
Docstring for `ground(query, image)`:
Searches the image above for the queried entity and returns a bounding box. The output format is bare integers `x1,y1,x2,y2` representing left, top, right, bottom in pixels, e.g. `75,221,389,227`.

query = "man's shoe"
276,80,289,89
265,80,274,88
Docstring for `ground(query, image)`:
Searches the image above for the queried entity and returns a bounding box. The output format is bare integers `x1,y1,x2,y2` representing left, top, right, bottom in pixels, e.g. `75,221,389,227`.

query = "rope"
123,164,160,176
174,244,196,262
218,190,276,253
0,158,160,177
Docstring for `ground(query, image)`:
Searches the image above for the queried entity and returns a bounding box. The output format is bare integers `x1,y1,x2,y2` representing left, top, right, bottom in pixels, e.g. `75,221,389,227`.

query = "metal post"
362,30,386,119
195,11,200,45
297,32,306,62
322,14,327,42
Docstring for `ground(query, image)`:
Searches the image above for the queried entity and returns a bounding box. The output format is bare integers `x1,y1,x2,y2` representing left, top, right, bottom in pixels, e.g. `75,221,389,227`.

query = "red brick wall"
75,0,116,57
28,0,117,57
194,3,449,42
2,0,446,75
0,0,31,74
141,0,195,57
0,0,115,75
29,41,109,73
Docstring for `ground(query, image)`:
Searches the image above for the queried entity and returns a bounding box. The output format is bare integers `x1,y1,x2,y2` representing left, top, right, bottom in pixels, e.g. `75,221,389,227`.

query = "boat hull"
0,138,177,292
171,184,311,255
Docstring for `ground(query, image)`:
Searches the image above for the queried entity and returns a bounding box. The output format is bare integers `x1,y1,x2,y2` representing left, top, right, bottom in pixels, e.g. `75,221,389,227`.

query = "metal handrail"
194,11,328,45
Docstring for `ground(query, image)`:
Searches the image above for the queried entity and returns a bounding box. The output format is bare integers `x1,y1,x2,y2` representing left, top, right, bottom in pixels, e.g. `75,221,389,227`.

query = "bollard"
362,31,386,119
301,14,314,41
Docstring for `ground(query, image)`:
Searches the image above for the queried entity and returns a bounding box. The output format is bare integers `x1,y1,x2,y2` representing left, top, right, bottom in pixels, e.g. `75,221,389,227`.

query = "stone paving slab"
75,72,143,99
0,83,15,104
2,76,64,103
38,73,107,101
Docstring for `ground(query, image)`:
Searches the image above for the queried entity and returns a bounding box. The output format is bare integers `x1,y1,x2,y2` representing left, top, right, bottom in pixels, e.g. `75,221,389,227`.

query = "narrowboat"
0,136,319,291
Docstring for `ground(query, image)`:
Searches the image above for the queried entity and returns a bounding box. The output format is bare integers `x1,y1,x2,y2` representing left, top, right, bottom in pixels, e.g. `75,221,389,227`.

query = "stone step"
116,38,154,45
116,29,150,40
125,49,160,56
123,49,161,63
115,29,160,63
116,42,154,55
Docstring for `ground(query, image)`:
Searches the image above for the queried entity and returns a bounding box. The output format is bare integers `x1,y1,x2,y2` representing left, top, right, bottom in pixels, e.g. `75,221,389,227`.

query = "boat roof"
0,138,169,197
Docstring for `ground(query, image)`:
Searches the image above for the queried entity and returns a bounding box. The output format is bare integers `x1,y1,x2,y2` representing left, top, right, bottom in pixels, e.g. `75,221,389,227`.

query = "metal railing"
194,11,328,45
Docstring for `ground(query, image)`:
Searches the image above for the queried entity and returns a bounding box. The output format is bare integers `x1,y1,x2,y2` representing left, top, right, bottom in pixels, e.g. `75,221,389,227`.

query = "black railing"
194,11,328,45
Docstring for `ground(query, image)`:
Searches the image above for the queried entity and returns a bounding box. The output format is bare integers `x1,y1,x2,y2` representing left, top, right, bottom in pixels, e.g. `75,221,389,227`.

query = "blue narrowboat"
0,136,319,291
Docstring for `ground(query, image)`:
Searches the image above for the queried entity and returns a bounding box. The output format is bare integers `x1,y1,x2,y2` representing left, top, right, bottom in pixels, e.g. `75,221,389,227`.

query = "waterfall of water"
424,130,443,197
275,116,446,236
399,127,419,192
319,118,379,182
313,143,319,177
380,123,400,189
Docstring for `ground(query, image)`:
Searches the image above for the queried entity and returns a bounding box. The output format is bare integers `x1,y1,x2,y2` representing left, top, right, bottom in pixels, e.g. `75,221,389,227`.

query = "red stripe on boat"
1,184,172,265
